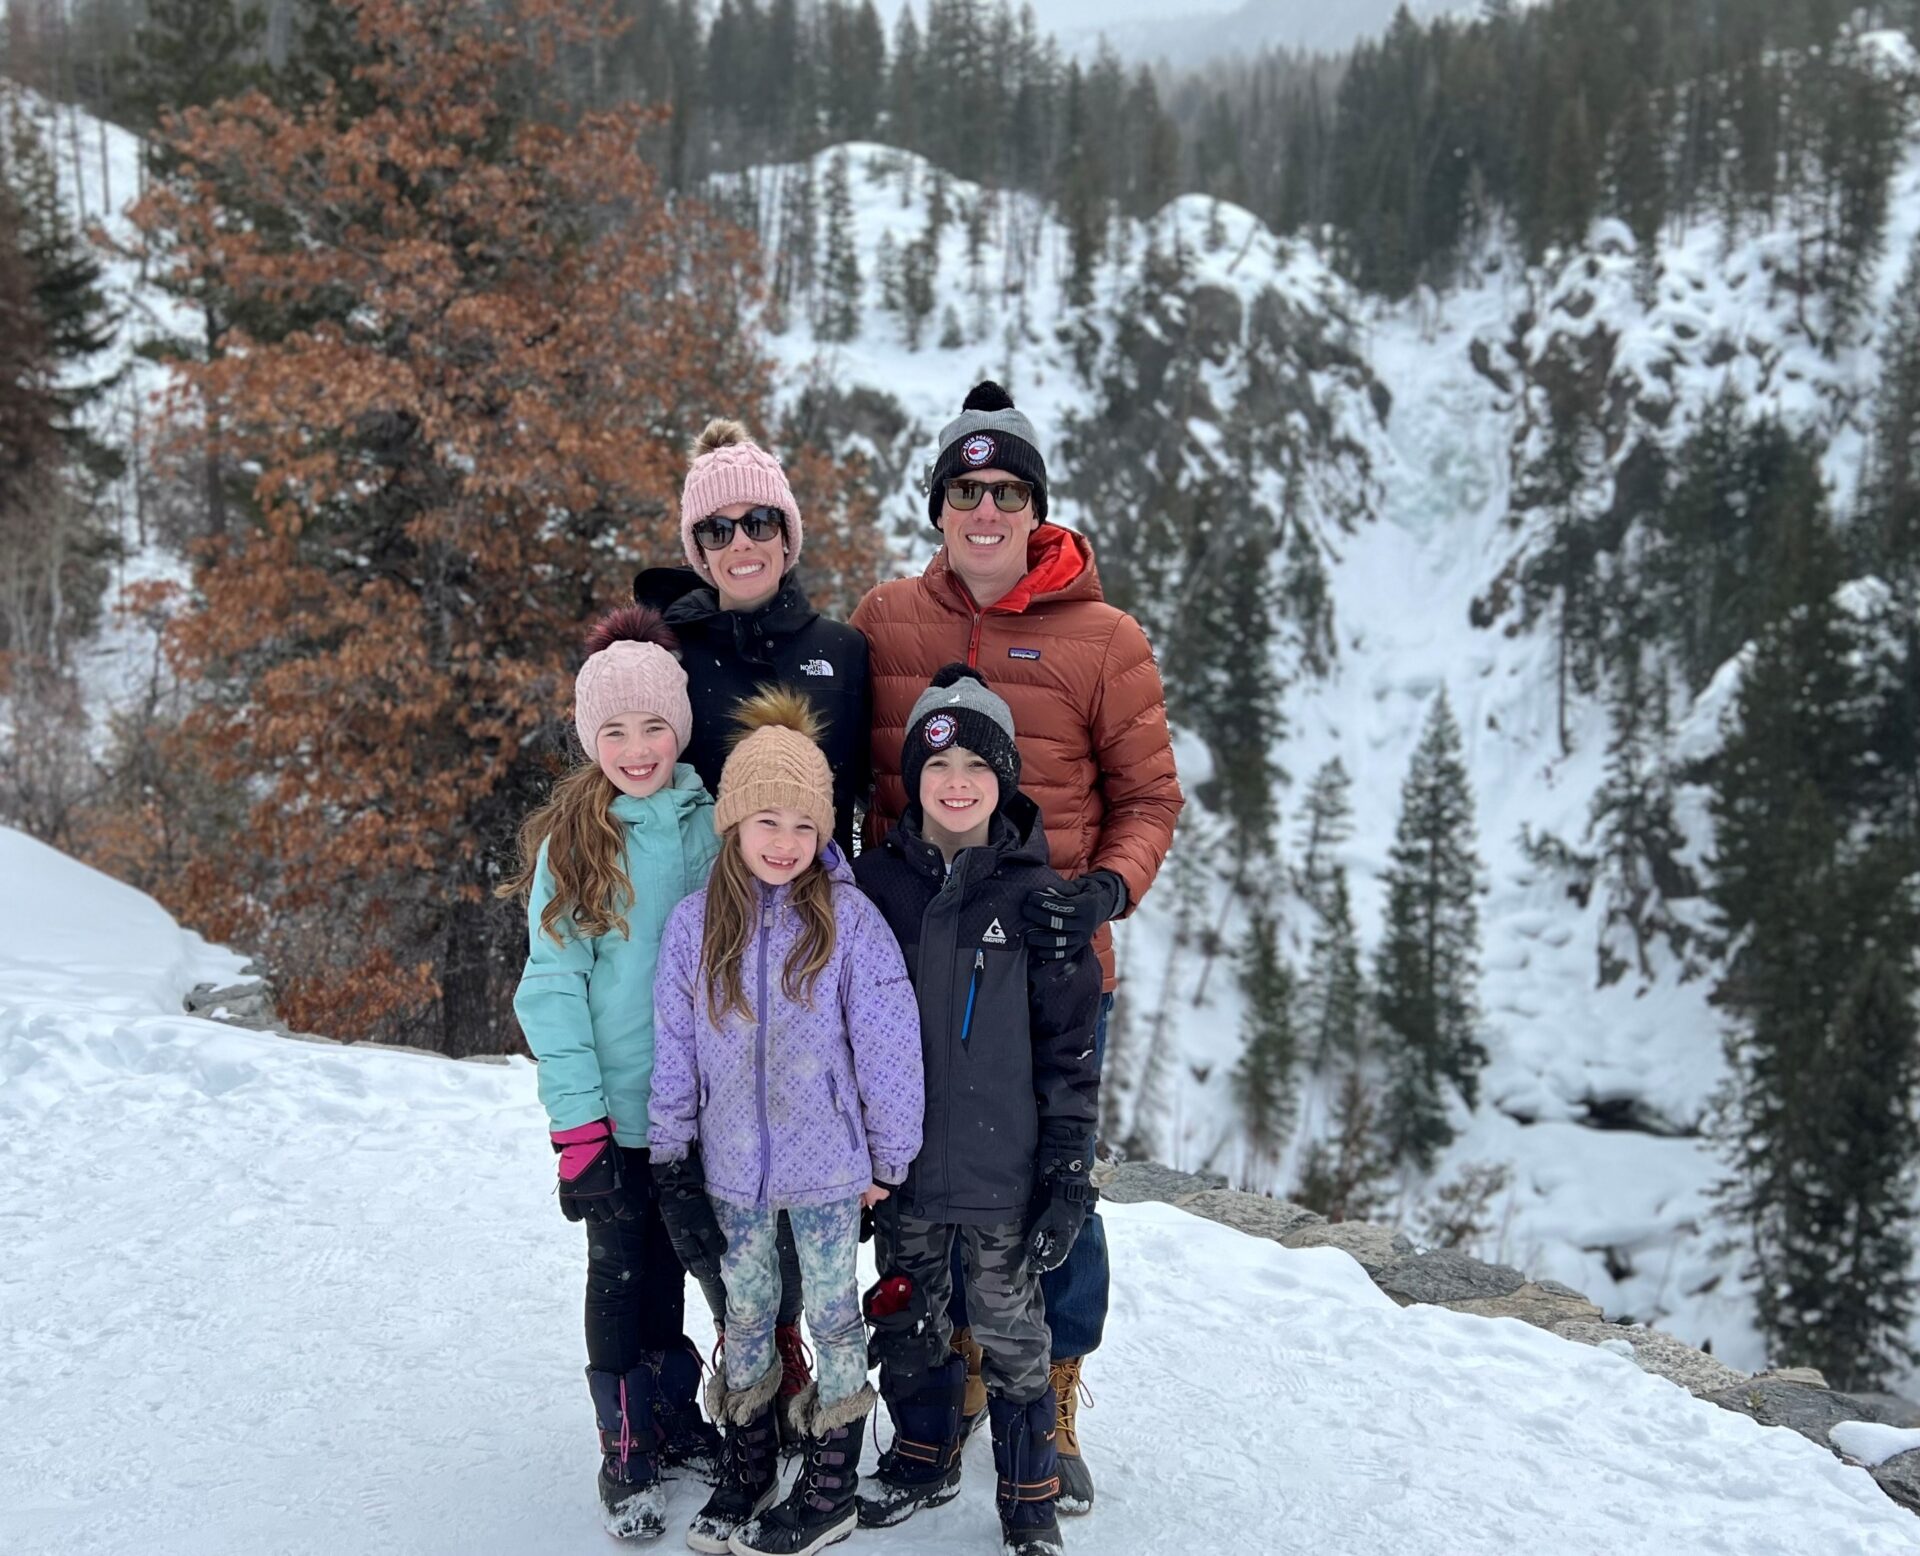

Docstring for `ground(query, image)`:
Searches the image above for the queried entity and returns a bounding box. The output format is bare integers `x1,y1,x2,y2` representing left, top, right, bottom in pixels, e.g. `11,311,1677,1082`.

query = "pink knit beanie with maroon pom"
678,418,804,573
574,606,692,757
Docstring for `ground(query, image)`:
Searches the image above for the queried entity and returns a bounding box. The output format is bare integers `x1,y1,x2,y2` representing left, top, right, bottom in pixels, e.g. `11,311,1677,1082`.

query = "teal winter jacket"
513,764,720,1146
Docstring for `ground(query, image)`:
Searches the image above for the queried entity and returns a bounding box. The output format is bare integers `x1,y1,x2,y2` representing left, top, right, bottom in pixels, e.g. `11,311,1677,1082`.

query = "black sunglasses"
692,506,786,551
944,478,1033,514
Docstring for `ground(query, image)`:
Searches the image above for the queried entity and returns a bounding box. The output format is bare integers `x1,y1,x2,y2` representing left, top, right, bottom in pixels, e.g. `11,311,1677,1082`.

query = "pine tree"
1294,1066,1392,1223
1858,231,1920,590
1375,689,1486,1169
1300,870,1363,1072
1295,756,1354,913
121,0,266,146
1233,910,1300,1162
1711,539,1920,1389
1589,636,1692,986
818,149,862,342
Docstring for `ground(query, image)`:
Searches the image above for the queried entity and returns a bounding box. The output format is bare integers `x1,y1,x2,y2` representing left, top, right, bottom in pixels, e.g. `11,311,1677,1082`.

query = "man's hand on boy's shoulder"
1022,869,1128,961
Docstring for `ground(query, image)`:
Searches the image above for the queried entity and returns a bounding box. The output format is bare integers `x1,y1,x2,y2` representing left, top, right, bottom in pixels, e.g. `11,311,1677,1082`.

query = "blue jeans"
951,993,1112,1361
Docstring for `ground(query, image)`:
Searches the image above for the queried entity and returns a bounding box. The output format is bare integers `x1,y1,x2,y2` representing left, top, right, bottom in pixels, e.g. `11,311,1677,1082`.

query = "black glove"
1023,870,1128,962
1025,1127,1094,1274
552,1120,639,1225
651,1151,728,1286
860,1186,903,1250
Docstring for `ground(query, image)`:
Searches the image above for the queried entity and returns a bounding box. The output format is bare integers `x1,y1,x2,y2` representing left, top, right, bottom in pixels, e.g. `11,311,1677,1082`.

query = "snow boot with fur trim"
588,1363,667,1541
1048,1357,1092,1515
989,1389,1064,1556
855,1353,967,1527
686,1362,781,1554
728,1383,872,1556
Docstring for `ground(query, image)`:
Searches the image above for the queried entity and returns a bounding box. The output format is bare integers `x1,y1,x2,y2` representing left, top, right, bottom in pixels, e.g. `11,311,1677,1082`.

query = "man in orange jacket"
851,380,1184,1517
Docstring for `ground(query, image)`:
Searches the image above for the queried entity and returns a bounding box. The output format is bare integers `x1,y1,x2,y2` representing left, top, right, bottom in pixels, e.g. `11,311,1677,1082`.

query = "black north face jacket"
634,566,871,856
852,795,1102,1225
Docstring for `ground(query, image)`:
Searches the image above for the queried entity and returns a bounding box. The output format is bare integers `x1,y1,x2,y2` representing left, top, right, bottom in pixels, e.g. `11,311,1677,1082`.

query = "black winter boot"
989,1389,1064,1556
653,1336,722,1479
587,1364,666,1541
686,1362,781,1554
728,1382,872,1556
856,1354,967,1528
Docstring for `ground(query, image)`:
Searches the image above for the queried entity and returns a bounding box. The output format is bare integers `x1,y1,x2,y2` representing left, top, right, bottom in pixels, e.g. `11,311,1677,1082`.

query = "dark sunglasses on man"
691,505,786,550
944,477,1033,514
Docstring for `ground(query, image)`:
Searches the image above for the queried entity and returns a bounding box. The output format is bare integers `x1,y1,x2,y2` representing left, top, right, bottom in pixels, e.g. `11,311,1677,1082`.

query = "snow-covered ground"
4,825,1917,1556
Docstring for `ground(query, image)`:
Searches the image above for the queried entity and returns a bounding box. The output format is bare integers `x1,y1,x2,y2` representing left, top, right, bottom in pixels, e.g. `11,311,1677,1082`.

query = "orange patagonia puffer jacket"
850,524,1184,991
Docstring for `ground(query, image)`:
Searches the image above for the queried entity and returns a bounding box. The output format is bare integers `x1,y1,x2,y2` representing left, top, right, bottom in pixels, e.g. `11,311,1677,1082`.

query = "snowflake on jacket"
852,793,1103,1225
649,842,924,1209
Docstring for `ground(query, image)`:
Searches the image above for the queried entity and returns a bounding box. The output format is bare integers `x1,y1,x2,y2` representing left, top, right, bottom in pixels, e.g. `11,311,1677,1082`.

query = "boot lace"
775,1324,814,1396
1049,1360,1091,1440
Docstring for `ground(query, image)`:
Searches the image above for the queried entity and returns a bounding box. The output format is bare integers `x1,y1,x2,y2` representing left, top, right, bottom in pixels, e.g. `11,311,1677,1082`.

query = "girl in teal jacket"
502,604,722,1543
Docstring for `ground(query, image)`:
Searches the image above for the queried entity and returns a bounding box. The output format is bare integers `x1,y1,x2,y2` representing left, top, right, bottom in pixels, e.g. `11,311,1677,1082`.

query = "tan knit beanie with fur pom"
713,688,835,842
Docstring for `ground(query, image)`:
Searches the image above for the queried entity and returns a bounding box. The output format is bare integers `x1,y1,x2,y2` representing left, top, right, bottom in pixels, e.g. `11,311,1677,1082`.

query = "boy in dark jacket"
851,665,1102,1556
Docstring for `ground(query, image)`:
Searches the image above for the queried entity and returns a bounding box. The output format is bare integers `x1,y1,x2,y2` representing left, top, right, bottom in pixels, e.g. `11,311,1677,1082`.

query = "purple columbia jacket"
650,844,925,1210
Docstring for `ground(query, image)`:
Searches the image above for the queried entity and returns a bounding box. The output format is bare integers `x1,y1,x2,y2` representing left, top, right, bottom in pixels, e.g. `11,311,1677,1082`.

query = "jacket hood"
609,763,711,823
926,523,1104,615
890,791,1049,878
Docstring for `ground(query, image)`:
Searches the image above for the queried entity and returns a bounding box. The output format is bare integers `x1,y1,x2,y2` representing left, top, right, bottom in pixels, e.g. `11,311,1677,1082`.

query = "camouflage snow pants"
879,1212,1052,1404
712,1196,867,1409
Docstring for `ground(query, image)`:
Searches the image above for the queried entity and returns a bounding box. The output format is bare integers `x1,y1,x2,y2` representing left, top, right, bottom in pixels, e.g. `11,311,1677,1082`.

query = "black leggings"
584,1147,801,1370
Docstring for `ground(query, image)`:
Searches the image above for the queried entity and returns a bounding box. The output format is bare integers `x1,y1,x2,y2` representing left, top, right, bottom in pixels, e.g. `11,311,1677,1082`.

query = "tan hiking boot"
1050,1356,1093,1515
953,1325,988,1441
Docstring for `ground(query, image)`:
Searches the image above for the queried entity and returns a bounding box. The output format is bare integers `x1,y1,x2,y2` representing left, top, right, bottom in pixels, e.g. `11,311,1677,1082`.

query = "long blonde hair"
497,762,633,946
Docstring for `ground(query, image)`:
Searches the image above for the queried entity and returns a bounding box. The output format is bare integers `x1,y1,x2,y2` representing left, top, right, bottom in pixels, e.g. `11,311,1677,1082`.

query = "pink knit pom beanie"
678,418,804,574
573,606,693,757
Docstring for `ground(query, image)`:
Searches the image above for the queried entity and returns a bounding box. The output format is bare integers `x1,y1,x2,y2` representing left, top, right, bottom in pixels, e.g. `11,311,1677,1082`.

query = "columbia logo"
802,659,834,677
982,918,1007,945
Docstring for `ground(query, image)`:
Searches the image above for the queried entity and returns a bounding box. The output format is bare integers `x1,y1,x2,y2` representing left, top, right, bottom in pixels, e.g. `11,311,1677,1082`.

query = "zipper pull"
974,950,985,970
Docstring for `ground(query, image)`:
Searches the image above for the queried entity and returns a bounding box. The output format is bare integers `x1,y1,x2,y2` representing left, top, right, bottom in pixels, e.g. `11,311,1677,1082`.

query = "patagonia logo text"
1009,647,1041,660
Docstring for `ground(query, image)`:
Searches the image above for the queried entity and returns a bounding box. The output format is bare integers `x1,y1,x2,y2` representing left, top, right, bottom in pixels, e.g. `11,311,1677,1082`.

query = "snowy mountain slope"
743,118,1920,1378
4,825,1917,1556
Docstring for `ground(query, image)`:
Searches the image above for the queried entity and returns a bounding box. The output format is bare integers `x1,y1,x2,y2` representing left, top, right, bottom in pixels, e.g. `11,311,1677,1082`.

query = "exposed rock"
1376,1249,1527,1308
1870,1451,1920,1514
1551,1321,1746,1396
1099,1160,1227,1206
1753,1367,1829,1390
1444,1280,1602,1330
184,980,279,1030
1281,1221,1414,1275
1176,1189,1325,1244
1704,1378,1868,1449
1851,1393,1920,1430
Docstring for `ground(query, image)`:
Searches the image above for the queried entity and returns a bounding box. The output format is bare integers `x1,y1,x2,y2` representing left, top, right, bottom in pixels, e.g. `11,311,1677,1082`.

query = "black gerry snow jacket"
634,567,871,857
851,794,1102,1225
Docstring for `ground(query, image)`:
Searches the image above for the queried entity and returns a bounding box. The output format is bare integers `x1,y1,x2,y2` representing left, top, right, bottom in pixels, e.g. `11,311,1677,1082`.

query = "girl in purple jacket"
650,689,923,1556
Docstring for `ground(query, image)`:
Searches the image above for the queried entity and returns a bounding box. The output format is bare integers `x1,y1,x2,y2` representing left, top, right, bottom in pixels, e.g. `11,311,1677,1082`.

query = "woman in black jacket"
634,419,870,857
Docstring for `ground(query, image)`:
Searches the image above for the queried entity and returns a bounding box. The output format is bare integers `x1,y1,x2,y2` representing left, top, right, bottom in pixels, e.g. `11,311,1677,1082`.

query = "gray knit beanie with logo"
924,380,1050,527
903,663,1021,810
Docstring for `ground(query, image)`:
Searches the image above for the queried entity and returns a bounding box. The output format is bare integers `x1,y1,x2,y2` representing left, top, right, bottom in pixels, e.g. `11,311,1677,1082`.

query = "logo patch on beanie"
961,434,997,468
923,713,957,750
